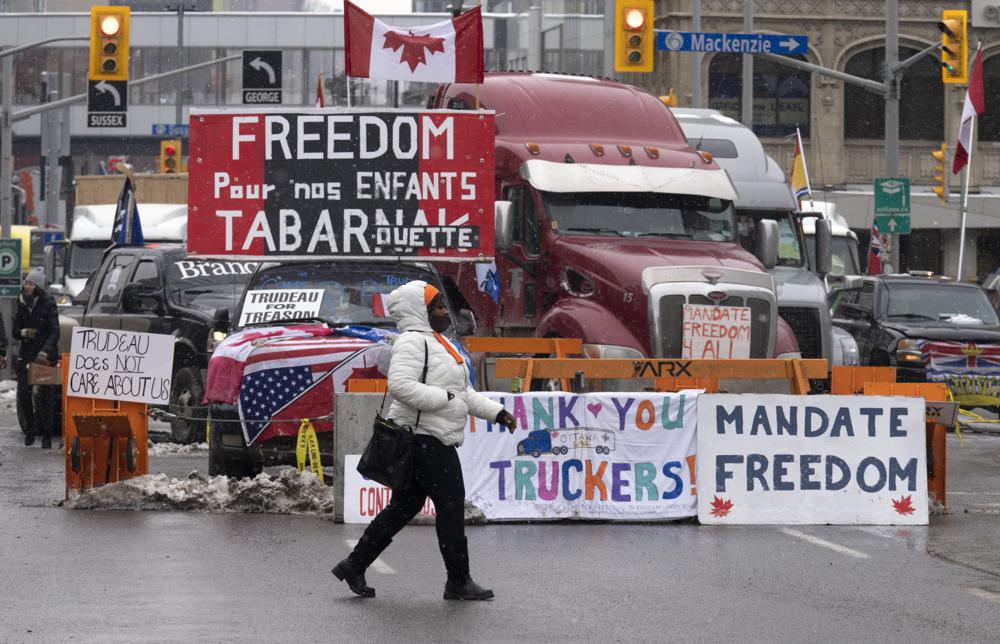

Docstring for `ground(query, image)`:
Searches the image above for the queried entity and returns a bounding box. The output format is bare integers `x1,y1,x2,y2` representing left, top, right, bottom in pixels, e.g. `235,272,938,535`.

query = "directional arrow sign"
876,214,911,235
87,79,128,128
656,31,808,56
94,80,122,106
243,50,283,104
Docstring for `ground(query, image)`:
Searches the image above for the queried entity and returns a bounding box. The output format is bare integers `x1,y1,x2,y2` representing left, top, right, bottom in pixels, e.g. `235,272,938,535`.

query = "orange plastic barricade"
863,382,948,510
830,366,897,395
61,354,148,498
346,379,388,393
465,337,583,391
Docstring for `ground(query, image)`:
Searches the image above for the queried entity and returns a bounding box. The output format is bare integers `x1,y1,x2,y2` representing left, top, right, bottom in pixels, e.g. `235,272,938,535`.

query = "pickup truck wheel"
170,367,206,444
208,422,264,478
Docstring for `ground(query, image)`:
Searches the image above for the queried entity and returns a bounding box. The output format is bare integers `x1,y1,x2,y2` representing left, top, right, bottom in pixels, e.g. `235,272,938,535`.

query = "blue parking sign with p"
0,239,21,297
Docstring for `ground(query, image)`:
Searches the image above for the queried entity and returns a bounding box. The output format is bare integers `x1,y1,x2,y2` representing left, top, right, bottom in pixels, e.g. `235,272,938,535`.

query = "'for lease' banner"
462,392,699,521
187,108,495,260
696,395,928,525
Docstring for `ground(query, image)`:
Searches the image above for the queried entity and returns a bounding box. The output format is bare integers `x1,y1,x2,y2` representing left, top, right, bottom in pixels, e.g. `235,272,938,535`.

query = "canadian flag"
868,224,882,275
953,45,985,175
371,293,391,318
315,73,325,108
344,0,484,84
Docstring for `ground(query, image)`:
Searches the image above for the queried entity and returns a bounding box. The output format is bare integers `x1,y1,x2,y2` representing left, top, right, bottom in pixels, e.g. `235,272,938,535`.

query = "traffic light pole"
741,0,753,127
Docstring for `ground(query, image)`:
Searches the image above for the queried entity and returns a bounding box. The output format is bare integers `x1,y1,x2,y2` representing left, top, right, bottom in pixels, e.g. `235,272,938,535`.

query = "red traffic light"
624,8,645,30
164,145,177,156
99,15,122,37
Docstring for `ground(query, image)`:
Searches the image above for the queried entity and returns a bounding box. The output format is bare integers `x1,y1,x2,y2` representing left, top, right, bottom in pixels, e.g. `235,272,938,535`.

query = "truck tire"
207,416,264,478
170,367,206,444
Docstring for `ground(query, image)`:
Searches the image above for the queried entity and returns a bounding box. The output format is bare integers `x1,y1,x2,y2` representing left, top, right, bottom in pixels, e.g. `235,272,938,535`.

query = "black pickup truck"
67,244,256,442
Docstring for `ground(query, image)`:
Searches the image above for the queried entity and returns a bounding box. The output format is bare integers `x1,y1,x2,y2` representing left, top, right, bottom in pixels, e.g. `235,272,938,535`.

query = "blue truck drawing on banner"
516,428,616,457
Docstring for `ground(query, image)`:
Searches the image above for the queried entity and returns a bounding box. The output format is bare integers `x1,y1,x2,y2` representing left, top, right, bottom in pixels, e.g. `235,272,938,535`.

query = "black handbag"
357,338,428,490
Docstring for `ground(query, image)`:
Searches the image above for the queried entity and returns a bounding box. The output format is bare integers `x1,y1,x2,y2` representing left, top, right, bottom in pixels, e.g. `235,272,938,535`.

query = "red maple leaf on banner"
383,31,446,72
710,496,734,518
891,495,916,515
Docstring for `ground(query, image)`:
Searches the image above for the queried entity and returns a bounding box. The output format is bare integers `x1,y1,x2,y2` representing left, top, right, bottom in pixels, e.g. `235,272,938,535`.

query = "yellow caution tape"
205,418,211,446
295,420,323,480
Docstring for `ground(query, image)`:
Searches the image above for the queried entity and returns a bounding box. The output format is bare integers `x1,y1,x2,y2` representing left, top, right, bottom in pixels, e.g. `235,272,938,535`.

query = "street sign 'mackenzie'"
187,108,496,260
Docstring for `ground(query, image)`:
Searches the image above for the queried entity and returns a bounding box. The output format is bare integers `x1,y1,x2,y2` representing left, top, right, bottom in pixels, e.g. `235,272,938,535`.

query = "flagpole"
957,113,974,282
346,76,352,108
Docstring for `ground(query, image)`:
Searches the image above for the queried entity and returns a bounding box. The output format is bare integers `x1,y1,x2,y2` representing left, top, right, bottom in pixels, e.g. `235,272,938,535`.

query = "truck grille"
779,307,822,359
658,294,771,358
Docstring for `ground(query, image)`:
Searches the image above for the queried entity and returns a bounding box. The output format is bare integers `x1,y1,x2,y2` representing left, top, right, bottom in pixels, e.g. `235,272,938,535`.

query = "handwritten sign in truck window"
238,288,324,326
696,394,928,525
68,327,175,405
187,109,496,260
682,304,751,359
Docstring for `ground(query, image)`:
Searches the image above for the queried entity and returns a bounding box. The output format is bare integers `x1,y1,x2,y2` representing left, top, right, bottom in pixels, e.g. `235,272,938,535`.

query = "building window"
708,54,810,138
843,46,943,140
977,54,1000,142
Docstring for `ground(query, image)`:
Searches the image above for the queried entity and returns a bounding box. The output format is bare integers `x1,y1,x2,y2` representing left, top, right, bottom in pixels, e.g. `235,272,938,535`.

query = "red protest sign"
187,109,495,260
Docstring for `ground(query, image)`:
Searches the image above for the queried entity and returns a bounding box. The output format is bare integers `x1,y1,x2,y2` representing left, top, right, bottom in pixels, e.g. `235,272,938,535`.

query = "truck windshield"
884,284,1000,326
233,263,439,331
69,241,108,279
542,192,734,242
736,211,803,267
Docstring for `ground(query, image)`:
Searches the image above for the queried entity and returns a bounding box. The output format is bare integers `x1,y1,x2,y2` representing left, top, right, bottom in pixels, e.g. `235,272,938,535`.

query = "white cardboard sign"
68,327,175,405
696,394,928,525
682,304,751,359
343,454,436,524
238,289,324,326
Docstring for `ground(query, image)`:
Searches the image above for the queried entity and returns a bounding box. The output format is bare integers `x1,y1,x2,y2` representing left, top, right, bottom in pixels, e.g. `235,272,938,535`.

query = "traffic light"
931,144,948,204
938,10,968,84
89,6,130,81
615,0,654,73
160,140,182,174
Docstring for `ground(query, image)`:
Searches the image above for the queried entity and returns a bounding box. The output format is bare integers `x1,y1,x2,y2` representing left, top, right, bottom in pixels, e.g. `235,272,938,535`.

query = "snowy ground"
64,469,336,514
147,440,208,456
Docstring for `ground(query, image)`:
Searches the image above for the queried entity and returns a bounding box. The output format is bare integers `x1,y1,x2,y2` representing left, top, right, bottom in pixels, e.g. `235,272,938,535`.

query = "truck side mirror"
756,218,779,269
43,245,56,284
495,201,514,252
814,218,832,276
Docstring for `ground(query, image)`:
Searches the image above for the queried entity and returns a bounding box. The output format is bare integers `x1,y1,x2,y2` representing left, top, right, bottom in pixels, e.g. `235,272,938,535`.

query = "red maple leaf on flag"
383,30,446,72
710,496,734,518
891,495,916,515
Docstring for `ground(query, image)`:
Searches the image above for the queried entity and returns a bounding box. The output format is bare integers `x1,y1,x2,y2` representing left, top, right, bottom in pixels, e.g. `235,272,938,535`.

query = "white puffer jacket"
385,280,503,447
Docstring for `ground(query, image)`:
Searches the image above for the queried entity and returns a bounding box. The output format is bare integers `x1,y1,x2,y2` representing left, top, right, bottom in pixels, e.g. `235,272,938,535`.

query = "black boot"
332,534,389,598
332,558,375,598
24,433,35,447
440,538,494,601
41,436,52,449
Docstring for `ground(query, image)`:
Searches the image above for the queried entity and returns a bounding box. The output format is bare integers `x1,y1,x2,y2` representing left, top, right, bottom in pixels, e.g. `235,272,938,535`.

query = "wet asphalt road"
1,420,1000,643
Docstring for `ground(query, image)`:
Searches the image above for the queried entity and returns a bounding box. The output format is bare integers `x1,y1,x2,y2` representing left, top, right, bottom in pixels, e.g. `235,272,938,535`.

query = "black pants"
352,434,466,566
16,359,53,438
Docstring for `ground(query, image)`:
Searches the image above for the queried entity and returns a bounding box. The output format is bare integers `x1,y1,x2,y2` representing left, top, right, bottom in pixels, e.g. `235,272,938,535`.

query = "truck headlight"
209,330,228,353
582,343,645,359
895,339,923,363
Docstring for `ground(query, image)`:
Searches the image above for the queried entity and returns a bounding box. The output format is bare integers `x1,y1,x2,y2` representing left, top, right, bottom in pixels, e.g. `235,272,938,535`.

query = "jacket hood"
387,280,433,332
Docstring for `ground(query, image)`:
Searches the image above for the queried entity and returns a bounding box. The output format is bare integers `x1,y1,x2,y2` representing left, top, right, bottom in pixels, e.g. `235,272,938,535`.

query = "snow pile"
65,469,335,514
0,379,16,410
147,441,209,456
944,313,984,325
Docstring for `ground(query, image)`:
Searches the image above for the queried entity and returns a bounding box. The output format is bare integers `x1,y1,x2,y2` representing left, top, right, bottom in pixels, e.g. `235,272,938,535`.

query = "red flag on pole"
953,46,985,174
314,73,325,108
344,0,484,84
868,225,883,275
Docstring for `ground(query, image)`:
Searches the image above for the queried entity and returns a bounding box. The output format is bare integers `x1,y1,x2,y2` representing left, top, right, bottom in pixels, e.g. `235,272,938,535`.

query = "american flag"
919,340,1000,378
206,325,392,446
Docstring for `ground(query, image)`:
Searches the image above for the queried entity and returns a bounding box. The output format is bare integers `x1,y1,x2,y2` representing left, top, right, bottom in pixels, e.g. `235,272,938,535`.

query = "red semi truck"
432,73,799,369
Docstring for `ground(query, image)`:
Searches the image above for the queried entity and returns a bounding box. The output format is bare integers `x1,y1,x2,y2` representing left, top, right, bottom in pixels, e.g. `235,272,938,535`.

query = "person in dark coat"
14,269,60,448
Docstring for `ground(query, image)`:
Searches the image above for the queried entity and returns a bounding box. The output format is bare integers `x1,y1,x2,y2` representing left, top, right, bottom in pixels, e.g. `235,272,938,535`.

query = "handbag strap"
379,334,430,429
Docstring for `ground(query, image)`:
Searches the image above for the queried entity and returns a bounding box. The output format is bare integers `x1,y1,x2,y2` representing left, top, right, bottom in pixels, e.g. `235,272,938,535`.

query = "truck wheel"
531,449,541,458
170,367,206,444
208,419,264,478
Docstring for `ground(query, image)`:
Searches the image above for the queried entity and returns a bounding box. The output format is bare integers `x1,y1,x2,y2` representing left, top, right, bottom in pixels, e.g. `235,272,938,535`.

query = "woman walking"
333,280,517,600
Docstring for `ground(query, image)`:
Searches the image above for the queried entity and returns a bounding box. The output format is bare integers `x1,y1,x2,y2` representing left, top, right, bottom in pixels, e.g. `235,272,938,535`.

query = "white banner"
68,327,175,405
682,304,751,359
696,394,928,525
238,289,324,326
462,392,699,521
343,454,437,524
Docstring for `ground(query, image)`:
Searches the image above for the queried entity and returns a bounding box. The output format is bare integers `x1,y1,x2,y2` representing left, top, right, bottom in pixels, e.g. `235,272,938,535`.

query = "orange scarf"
434,332,464,364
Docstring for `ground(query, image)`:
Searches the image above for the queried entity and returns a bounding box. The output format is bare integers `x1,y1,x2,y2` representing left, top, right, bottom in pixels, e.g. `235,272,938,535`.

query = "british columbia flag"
207,325,392,446
918,340,1000,378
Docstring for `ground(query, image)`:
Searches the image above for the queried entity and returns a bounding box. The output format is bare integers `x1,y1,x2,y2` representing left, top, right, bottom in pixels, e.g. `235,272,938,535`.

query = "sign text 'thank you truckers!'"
68,327,176,406
186,109,496,260
696,394,928,526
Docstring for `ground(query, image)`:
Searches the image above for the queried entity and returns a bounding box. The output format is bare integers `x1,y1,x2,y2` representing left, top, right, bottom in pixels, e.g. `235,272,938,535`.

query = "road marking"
345,539,396,574
780,528,870,559
966,588,1000,605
